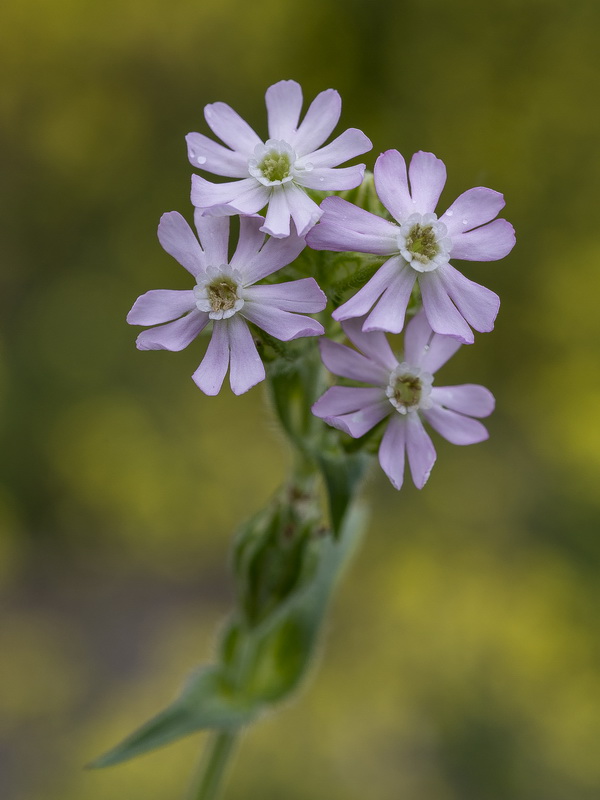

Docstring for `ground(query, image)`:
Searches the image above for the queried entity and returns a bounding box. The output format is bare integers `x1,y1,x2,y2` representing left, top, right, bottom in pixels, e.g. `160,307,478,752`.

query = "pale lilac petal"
226,182,272,215
295,164,365,191
307,197,399,255
227,315,265,395
157,212,205,276
440,187,505,237
326,400,391,438
363,265,417,334
261,188,290,239
312,386,387,418
127,290,195,326
203,102,261,156
192,320,229,395
406,412,436,489
245,278,326,313
341,318,398,372
193,211,230,266
423,405,489,445
408,151,447,214
229,216,266,270
242,303,324,341
191,175,262,210
419,272,474,344
136,310,209,352
450,218,516,261
378,415,407,490
437,263,499,333
241,228,305,284
374,150,414,223
319,339,389,385
291,89,341,156
403,310,461,373
303,128,372,168
266,80,303,141
284,182,322,237
431,385,495,418
333,256,404,322
185,132,248,178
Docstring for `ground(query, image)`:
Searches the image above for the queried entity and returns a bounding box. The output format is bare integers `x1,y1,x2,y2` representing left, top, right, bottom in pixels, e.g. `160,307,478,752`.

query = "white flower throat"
397,212,452,273
194,266,244,320
386,363,433,414
248,139,310,187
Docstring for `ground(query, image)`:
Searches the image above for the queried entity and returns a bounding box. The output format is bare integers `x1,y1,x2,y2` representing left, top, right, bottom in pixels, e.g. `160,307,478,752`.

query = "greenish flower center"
391,374,422,408
259,151,292,182
207,277,239,313
405,224,439,263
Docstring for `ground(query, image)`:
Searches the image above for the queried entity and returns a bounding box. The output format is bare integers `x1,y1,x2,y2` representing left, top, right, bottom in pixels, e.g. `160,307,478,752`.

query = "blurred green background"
1,0,599,798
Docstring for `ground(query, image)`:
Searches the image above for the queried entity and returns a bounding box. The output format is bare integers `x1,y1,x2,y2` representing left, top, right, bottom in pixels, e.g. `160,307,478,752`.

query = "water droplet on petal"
319,177,325,182
462,219,468,225
446,210,453,216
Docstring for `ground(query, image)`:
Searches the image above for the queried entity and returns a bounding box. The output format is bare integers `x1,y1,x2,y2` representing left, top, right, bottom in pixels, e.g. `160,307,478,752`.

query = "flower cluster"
128,80,515,490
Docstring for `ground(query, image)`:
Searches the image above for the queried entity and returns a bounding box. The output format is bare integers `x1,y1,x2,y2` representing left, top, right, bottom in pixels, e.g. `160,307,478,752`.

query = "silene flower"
127,210,326,395
312,311,495,490
307,149,516,344
187,79,372,239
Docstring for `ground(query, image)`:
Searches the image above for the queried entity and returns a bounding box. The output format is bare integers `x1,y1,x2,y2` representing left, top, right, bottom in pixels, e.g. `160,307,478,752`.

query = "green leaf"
314,449,370,534
89,666,257,769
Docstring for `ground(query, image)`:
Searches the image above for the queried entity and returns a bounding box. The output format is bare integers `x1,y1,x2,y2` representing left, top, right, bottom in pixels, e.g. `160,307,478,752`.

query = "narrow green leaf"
314,450,370,534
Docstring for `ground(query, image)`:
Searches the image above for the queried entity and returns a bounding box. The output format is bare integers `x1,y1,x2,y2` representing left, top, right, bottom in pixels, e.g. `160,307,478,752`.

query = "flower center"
207,277,239,313
193,266,245,320
397,213,452,273
386,363,433,414
248,139,298,186
259,151,291,182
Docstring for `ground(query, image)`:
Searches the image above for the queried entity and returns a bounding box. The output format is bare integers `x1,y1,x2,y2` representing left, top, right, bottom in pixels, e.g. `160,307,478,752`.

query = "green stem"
188,730,239,800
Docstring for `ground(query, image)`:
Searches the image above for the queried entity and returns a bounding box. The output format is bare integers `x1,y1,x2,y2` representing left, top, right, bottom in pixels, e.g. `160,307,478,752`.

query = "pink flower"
188,80,372,239
312,312,495,490
127,211,326,395
307,149,516,344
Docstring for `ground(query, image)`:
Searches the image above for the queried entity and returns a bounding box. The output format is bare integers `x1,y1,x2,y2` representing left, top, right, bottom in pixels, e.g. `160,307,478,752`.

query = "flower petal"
295,164,365,191
193,210,230,266
406,412,436,489
245,278,326,313
266,80,303,141
242,303,324,341
326,400,391,438
191,175,265,212
408,151,447,214
437,263,499,333
157,212,205,276
242,227,305,284
378,415,407,490
440,187,505,237
431,384,495,418
423,404,489,445
284,182,322,237
303,128,372,168
192,320,229,395
185,132,249,178
374,150,414,223
307,196,399,255
127,290,196,326
419,271,474,344
341,318,398,372
228,315,265,395
291,89,341,155
450,218,516,261
229,215,267,270
363,264,417,334
261,187,290,239
203,102,261,156
333,256,404,322
136,310,209,351
319,339,389,384
403,310,461,373
313,385,387,418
